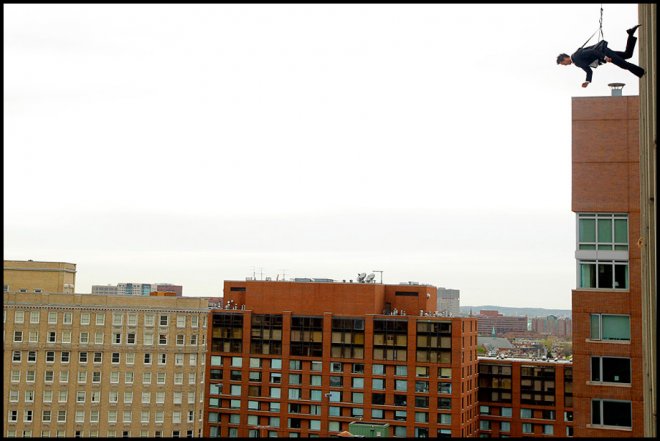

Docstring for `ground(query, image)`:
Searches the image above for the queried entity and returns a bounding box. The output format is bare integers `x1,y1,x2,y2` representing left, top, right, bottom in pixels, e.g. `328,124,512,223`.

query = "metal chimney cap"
607,83,625,96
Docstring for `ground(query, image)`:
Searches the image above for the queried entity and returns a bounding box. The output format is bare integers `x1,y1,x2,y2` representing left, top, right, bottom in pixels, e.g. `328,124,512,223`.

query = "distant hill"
460,305,571,319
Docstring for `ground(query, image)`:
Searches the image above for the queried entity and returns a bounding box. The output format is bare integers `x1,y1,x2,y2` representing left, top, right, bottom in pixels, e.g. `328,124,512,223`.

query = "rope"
597,4,604,42
579,4,604,49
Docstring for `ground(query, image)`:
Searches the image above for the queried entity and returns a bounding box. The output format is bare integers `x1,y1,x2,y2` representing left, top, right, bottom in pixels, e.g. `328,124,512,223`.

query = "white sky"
4,4,641,309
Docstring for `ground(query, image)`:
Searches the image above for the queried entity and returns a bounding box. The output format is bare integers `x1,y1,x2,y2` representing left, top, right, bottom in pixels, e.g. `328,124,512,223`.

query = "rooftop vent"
608,82,625,96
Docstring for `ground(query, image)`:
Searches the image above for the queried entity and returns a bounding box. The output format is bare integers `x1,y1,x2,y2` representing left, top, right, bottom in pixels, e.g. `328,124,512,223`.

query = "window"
159,334,167,345
79,352,88,363
159,315,169,326
591,356,631,384
177,316,186,328
112,333,121,344
43,390,53,403
126,352,135,364
521,408,533,419
144,353,152,364
156,391,165,404
501,421,511,432
522,423,533,433
94,332,104,344
127,313,137,326
372,364,385,375
48,331,56,343
592,399,632,428
80,313,90,325
577,214,629,289
12,350,21,362
578,214,628,250
42,410,52,422
175,353,184,366
62,330,71,343
13,331,23,342
176,334,184,345
590,314,630,341
59,370,69,382
112,313,123,326
127,333,136,344
480,420,491,430
143,372,151,384
28,330,39,342
95,313,105,325
30,311,40,323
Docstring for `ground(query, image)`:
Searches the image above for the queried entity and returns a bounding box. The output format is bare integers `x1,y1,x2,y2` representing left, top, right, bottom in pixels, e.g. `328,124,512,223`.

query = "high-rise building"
3,290,210,438
477,357,574,437
4,260,76,294
204,279,480,438
116,283,157,296
437,287,460,316
570,91,644,436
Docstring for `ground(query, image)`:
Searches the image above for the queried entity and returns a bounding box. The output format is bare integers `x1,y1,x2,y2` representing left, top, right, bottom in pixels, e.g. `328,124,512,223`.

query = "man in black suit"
557,25,645,88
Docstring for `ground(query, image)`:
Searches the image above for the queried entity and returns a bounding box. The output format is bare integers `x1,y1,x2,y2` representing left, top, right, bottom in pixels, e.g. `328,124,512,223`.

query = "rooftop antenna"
372,270,383,284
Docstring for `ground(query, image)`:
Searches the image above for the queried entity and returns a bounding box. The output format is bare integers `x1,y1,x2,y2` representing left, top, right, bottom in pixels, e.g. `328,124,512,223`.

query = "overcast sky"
4,4,641,309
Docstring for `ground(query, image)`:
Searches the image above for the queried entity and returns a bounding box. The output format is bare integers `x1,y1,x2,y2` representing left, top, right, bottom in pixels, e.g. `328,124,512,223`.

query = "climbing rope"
579,4,605,49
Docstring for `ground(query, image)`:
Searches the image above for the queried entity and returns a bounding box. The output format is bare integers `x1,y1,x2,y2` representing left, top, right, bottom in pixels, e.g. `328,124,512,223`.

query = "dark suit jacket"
571,40,608,82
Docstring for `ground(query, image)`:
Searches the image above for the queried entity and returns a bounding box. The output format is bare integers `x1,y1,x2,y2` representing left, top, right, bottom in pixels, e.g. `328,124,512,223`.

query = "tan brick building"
3,260,76,294
571,94,644,436
3,291,210,438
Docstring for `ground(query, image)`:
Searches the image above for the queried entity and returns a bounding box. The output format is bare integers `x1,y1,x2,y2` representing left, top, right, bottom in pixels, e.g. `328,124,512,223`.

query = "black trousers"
601,35,645,78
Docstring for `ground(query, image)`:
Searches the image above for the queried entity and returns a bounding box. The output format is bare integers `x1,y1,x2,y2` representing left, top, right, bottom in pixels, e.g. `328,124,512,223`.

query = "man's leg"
614,34,637,59
605,48,645,78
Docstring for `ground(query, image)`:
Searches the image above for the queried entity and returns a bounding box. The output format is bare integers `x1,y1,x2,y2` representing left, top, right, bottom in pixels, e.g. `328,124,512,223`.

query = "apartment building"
204,279,480,438
477,357,574,437
3,260,76,294
3,290,210,438
530,315,572,339
570,92,644,436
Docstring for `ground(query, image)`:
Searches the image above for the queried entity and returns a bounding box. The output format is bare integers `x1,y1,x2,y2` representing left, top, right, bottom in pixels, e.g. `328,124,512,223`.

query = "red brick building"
204,280,479,437
476,310,528,336
477,357,574,437
571,94,644,436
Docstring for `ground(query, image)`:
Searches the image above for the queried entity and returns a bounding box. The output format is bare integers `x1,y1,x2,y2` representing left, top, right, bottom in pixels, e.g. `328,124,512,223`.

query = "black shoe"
627,24,641,36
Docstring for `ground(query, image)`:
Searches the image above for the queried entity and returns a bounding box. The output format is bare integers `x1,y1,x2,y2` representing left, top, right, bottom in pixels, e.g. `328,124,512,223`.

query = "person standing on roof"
556,25,645,88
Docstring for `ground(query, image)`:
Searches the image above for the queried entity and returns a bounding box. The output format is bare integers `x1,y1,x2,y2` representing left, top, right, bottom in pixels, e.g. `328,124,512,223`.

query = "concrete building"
637,5,657,437
3,291,210,438
437,288,460,316
4,260,76,294
204,279,480,438
477,357,574,437
93,283,183,296
91,285,118,296
570,91,644,436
